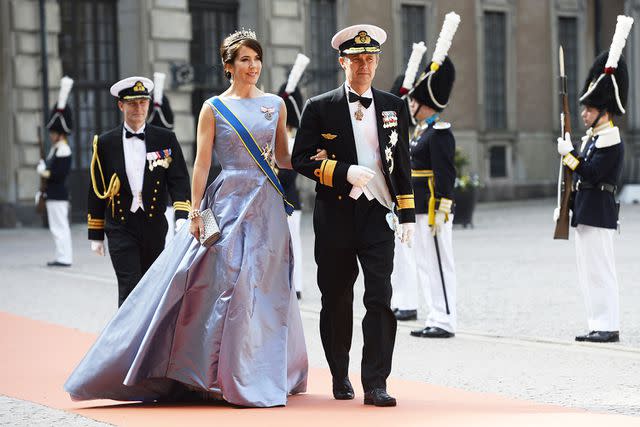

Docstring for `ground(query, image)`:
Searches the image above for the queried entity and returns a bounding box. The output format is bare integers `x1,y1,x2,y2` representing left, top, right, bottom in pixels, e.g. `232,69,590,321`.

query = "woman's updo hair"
220,30,263,81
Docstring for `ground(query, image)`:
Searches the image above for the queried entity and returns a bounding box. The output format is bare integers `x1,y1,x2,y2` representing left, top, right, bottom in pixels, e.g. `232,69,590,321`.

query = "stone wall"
2,0,62,226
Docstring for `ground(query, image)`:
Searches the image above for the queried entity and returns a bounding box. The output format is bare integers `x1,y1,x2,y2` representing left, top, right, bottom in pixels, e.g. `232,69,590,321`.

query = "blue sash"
210,96,294,215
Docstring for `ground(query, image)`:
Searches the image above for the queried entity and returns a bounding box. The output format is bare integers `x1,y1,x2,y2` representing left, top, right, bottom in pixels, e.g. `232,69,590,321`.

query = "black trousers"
106,210,167,306
314,195,396,391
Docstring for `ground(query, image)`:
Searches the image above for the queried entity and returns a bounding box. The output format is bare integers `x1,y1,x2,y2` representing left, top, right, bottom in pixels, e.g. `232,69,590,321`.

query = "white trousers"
575,224,620,331
46,200,72,264
392,213,457,332
287,210,303,292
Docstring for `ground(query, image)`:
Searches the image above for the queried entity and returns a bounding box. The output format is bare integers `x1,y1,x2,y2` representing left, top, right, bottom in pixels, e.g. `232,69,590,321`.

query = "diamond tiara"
225,28,257,47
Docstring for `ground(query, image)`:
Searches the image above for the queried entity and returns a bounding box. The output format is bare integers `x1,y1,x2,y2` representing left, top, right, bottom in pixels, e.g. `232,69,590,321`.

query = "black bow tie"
348,91,372,109
125,130,145,140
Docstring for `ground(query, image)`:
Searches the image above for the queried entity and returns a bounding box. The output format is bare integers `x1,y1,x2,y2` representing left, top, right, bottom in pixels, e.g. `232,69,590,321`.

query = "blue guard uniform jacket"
87,124,191,240
410,121,456,218
562,125,624,229
46,143,72,201
291,86,415,231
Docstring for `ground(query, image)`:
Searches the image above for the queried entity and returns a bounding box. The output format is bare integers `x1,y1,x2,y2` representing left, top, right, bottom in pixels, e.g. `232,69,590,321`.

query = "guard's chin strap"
589,110,607,132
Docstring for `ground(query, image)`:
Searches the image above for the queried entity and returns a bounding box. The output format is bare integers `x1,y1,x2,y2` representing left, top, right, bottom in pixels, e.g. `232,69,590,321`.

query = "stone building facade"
0,0,638,227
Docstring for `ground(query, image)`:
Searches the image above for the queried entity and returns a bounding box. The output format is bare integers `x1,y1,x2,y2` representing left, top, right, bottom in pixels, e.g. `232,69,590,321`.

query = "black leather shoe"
296,291,302,300
364,388,396,407
47,261,71,267
410,326,454,338
395,309,417,321
575,330,619,343
332,377,354,400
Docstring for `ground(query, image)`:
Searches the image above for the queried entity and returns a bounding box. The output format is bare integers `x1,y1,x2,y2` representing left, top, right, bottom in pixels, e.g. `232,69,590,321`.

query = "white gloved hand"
346,165,376,188
36,159,47,176
553,207,560,222
90,240,105,256
400,222,415,247
557,132,573,156
431,212,447,236
175,218,187,232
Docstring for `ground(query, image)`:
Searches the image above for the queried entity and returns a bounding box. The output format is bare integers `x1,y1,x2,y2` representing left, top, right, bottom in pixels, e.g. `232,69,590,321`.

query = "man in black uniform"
292,24,415,407
556,15,633,343
88,76,191,306
37,76,75,267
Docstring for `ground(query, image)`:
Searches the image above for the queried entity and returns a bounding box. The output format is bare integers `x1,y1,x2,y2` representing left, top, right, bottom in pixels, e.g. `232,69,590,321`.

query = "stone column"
148,0,195,160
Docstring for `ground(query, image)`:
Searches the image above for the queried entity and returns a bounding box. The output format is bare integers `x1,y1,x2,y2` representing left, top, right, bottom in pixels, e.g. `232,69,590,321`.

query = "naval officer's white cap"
109,77,154,100
331,24,387,56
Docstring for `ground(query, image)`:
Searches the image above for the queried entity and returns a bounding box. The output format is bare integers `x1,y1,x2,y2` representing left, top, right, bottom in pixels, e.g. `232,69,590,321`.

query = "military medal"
354,104,364,121
261,143,275,168
261,106,275,120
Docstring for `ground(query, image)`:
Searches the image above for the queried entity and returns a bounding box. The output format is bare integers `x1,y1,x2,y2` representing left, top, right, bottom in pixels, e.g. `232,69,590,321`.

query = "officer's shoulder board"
434,122,451,130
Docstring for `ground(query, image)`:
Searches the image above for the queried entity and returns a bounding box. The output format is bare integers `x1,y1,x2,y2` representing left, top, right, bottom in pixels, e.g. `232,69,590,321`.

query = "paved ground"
1,198,640,425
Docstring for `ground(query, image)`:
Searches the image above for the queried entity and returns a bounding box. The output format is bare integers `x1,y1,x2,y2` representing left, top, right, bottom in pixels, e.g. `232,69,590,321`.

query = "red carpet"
1,311,638,426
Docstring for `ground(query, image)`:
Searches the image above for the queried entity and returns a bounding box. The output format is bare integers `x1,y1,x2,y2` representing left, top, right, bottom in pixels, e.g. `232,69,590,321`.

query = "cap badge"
354,31,371,45
133,81,146,92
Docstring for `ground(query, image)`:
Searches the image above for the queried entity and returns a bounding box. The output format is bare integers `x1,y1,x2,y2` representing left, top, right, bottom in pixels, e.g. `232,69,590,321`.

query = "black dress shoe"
394,309,417,321
46,261,71,267
575,330,619,343
410,326,454,338
364,388,396,407
332,377,354,400
296,291,302,300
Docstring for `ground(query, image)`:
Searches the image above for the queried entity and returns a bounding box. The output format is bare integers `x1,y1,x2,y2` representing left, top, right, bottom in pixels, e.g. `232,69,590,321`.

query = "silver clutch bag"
199,208,221,247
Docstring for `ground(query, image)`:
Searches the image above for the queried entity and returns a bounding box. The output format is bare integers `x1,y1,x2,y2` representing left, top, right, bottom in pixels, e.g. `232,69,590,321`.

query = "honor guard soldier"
389,41,428,321
292,24,415,407
278,53,310,300
147,72,179,244
556,15,634,343
37,76,74,267
402,12,461,338
88,76,191,306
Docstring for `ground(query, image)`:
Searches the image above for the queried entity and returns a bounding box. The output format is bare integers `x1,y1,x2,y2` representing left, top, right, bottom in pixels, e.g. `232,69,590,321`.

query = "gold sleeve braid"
314,159,337,187
173,201,192,213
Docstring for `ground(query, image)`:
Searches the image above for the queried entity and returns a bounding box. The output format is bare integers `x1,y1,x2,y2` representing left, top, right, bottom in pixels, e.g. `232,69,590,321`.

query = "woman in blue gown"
64,30,308,408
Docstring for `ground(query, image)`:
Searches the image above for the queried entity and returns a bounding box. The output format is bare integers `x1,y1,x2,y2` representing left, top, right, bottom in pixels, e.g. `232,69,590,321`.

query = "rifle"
36,125,47,215
553,46,573,240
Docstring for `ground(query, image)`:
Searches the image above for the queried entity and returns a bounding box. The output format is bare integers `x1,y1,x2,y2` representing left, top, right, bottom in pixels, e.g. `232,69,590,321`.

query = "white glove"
90,240,105,256
400,222,415,247
175,218,187,232
557,132,573,156
431,212,447,236
36,159,48,176
553,207,560,222
346,165,376,188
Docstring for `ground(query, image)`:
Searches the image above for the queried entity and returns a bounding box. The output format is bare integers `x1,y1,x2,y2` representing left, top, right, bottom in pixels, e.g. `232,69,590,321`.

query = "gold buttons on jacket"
338,195,342,200
156,180,160,185
152,197,156,201
154,189,158,193
331,154,336,159
149,213,153,218
151,205,155,210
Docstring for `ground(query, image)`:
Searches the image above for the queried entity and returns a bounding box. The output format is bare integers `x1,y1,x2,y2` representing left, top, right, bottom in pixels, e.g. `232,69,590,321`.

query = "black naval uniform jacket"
45,142,72,201
87,124,191,240
410,121,456,215
292,85,415,227
562,126,623,230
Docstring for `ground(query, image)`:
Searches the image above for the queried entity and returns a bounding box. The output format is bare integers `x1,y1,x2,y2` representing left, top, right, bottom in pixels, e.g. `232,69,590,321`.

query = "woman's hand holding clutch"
188,210,204,241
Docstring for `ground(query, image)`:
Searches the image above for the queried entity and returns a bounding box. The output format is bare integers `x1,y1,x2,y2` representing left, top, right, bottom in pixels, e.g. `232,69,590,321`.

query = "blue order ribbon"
210,97,294,216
